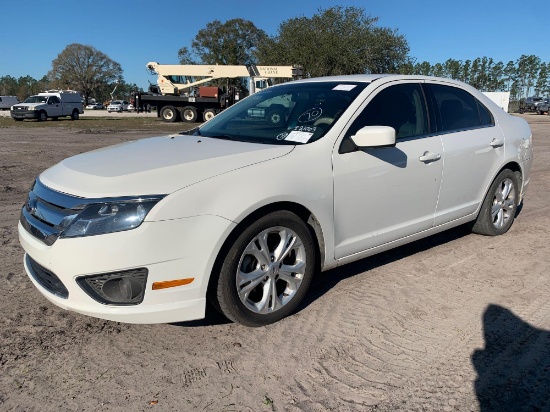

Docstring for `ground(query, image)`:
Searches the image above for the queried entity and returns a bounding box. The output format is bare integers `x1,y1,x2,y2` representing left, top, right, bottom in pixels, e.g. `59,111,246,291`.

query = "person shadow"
472,304,550,411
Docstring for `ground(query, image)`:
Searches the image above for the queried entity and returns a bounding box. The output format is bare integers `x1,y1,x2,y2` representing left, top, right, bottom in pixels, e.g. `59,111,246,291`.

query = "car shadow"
472,304,550,411
299,222,472,311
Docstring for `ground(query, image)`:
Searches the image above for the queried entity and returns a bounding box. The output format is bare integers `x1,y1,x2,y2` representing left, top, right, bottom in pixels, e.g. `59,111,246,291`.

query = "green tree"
48,43,123,104
182,19,267,66
257,6,409,77
0,75,18,96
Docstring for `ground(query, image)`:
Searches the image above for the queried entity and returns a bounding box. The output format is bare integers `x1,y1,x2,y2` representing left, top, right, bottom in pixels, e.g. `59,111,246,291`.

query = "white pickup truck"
11,90,83,121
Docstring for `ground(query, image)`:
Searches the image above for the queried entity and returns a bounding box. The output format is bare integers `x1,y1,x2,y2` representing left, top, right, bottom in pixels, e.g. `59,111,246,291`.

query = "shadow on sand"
472,304,550,411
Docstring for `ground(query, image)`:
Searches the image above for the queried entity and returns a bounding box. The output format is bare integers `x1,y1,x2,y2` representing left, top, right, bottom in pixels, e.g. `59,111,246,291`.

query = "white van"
11,90,83,121
0,96,19,110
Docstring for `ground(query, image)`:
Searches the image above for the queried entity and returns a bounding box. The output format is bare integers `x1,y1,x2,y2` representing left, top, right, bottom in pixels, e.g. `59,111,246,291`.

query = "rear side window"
425,84,494,132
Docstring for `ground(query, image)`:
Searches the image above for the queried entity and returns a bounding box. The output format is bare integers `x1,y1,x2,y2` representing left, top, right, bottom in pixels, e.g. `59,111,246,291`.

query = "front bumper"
11,110,39,119
18,215,236,324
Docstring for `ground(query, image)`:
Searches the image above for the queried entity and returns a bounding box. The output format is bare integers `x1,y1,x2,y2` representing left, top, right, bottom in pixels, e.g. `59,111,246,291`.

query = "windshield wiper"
179,127,201,136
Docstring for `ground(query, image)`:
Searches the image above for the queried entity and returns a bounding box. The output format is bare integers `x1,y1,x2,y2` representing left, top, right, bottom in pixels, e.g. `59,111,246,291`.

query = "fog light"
76,268,148,305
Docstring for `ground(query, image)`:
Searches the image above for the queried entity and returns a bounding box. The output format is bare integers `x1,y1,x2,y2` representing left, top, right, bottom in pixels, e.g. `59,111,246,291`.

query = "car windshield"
197,81,367,145
24,96,47,103
111,101,122,105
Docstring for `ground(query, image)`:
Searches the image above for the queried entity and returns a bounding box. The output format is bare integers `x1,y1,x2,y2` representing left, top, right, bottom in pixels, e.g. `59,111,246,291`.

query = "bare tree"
48,44,123,104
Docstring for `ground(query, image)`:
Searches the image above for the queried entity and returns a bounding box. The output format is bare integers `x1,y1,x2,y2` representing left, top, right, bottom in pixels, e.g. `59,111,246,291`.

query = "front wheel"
471,169,519,236
212,211,316,326
38,111,47,122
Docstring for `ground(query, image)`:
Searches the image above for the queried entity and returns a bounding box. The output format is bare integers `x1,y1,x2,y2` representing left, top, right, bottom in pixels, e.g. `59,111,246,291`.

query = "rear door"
423,82,504,225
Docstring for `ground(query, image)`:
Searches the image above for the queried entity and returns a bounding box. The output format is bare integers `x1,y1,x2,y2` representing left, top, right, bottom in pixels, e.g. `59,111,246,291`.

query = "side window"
48,96,60,104
346,83,429,141
477,100,494,126
425,84,487,132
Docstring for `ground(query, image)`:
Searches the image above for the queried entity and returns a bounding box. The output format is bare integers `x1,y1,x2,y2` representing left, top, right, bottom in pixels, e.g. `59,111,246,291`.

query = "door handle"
418,151,441,162
490,139,504,148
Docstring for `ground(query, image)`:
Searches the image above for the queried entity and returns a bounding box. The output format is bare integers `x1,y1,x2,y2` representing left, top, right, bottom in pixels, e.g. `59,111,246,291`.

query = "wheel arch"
206,201,326,299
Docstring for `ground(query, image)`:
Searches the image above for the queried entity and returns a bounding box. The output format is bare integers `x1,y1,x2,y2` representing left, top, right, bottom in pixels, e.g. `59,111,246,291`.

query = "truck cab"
11,90,83,121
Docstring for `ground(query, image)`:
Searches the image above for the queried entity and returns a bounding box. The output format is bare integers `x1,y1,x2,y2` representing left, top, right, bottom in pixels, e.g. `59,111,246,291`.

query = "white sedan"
18,75,533,326
107,100,129,112
85,103,104,110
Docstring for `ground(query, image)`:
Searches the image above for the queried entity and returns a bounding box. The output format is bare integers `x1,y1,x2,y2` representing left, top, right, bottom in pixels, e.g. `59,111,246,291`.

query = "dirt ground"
1,113,550,412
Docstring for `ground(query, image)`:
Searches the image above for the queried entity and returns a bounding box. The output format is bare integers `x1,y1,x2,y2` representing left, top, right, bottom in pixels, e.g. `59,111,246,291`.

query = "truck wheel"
37,111,48,122
181,106,198,122
202,109,216,122
161,106,178,122
71,110,79,120
14,118,23,121
267,108,284,126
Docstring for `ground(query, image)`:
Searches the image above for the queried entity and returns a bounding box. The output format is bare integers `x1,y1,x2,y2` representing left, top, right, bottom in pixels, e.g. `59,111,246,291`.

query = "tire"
471,169,519,236
71,110,79,120
212,211,316,327
161,106,178,122
14,118,23,121
181,106,198,122
38,111,47,122
266,108,284,126
107,111,111,113
52,117,59,121
202,109,216,122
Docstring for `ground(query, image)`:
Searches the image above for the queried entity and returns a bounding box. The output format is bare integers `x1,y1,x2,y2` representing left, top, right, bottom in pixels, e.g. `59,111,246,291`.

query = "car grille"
26,255,69,298
20,179,85,246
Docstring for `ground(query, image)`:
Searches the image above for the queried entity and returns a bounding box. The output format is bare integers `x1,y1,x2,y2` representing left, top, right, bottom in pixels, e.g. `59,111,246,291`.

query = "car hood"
39,135,294,198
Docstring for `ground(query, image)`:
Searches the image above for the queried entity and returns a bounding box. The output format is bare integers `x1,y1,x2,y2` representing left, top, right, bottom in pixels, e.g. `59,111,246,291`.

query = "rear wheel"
181,106,198,122
212,211,315,326
202,109,216,122
160,106,178,122
71,110,79,120
471,169,519,236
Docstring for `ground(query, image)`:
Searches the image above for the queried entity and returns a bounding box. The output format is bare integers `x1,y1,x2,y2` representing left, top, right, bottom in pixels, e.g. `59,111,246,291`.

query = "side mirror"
350,126,396,148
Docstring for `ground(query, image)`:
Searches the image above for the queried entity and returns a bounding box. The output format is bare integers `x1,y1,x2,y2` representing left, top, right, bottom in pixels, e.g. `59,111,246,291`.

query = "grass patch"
0,116,198,133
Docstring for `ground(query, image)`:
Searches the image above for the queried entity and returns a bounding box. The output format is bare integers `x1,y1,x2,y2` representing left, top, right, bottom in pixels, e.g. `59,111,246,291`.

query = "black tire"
38,111,47,122
71,110,79,120
266,108,284,126
161,106,178,122
471,169,519,236
212,211,316,327
51,117,59,121
14,118,23,121
202,109,216,122
181,106,198,122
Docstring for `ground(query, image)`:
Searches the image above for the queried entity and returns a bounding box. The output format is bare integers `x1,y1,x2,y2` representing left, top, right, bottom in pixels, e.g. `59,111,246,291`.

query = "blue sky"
1,0,547,88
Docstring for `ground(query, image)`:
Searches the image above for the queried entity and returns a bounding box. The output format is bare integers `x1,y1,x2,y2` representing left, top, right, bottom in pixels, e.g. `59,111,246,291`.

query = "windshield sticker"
293,125,316,133
285,130,314,143
332,84,356,91
298,108,323,123
276,132,289,140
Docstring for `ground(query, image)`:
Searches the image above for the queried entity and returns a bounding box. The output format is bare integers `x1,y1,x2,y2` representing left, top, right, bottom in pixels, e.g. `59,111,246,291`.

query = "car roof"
291,74,476,88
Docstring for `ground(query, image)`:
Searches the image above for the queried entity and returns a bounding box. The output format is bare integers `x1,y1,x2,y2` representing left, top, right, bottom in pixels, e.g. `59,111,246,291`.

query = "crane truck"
133,62,302,123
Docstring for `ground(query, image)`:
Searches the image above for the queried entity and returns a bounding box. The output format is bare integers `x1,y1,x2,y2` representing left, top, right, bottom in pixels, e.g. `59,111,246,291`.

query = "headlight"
60,199,162,238
28,106,37,111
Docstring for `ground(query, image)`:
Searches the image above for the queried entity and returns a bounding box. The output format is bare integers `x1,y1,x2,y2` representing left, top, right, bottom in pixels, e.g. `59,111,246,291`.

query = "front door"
332,81,443,259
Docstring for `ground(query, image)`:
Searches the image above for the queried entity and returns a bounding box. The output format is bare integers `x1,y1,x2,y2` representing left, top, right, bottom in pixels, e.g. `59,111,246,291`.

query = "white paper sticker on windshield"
332,84,356,91
285,130,313,143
